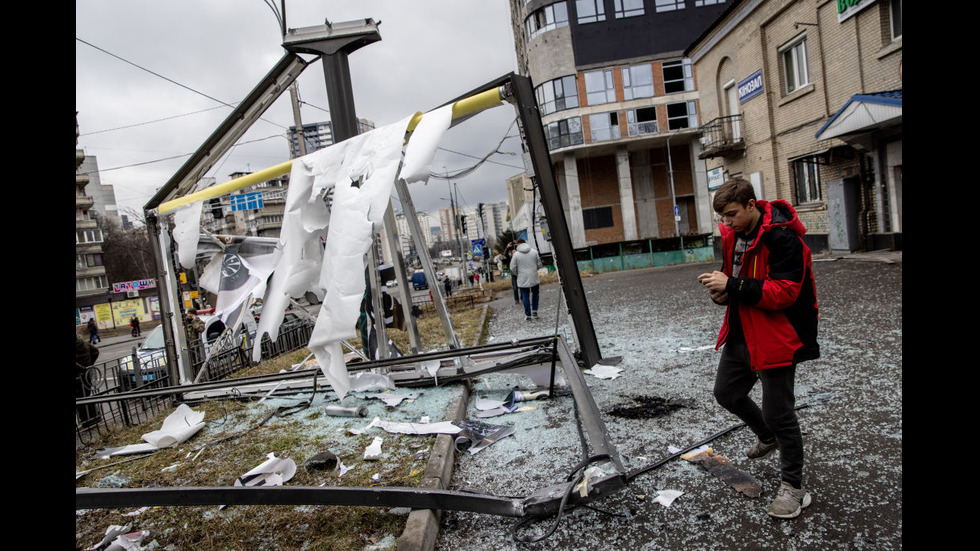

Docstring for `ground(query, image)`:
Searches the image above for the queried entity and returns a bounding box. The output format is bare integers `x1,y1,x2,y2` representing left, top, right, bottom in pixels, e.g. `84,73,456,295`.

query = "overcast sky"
76,1,524,224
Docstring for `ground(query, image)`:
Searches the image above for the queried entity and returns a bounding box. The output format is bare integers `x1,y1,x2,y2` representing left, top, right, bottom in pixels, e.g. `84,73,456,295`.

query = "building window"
662,59,695,93
780,33,810,94
583,206,614,230
76,229,104,244
622,64,654,100
793,156,822,204
546,117,584,150
614,0,645,18
666,101,698,130
535,75,579,115
76,275,107,292
526,2,569,39
655,0,685,12
589,112,620,142
585,68,616,105
576,0,605,23
890,0,902,39
694,0,725,6
627,107,658,136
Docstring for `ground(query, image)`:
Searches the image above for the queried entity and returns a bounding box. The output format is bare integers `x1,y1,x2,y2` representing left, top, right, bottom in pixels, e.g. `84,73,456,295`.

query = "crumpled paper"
94,404,205,458
235,452,297,488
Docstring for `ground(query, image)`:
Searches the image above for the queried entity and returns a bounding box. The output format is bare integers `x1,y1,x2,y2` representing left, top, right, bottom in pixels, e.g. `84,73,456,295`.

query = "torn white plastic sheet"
366,416,461,435
142,404,206,448
678,344,715,352
363,392,417,407
106,530,151,551
475,396,507,411
205,239,276,325
453,420,515,455
364,437,384,461
87,524,131,551
235,452,297,488
95,405,205,458
400,105,453,183
421,359,442,378
172,200,204,269
349,372,397,392
250,108,452,391
304,116,414,400
652,490,684,507
583,364,624,379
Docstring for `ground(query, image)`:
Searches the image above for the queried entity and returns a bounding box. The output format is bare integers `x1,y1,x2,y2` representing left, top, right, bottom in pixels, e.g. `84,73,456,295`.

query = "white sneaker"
767,481,812,519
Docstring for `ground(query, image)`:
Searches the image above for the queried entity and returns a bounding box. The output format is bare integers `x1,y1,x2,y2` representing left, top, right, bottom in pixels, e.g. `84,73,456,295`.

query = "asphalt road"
436,252,903,550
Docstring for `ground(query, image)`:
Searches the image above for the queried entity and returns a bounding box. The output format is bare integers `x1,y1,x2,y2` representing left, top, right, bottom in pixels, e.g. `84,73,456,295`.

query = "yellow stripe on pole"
158,160,294,214
156,86,506,215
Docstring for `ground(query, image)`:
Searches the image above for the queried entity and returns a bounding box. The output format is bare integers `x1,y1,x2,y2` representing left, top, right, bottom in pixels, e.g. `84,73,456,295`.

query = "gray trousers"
713,340,804,487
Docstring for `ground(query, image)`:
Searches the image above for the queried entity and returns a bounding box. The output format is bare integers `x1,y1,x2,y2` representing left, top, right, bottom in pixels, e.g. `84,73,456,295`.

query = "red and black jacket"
715,200,820,370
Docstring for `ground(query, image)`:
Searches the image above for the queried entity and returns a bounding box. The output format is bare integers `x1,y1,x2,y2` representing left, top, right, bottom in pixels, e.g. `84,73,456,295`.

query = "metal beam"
508,74,602,368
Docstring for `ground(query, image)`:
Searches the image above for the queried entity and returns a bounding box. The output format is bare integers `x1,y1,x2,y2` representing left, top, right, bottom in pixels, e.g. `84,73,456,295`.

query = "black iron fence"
76,321,314,443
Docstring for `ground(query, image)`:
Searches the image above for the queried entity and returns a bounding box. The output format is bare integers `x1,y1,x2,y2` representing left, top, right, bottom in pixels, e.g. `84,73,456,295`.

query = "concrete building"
393,210,434,259
77,155,122,229
287,119,375,159
687,0,902,252
508,0,731,252
203,173,288,239
76,117,109,308
437,205,463,245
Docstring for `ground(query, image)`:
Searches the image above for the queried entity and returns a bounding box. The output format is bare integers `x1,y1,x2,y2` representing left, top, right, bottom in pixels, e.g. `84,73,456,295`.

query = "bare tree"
98,212,155,282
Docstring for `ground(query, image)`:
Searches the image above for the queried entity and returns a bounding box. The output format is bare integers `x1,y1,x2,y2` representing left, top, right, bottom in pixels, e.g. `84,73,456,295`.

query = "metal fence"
76,321,314,443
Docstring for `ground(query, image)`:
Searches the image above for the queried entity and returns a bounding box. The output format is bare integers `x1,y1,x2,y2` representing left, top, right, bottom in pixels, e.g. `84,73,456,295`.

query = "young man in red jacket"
699,178,819,519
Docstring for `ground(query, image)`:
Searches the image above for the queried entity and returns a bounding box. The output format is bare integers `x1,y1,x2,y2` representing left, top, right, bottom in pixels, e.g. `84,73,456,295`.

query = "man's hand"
699,271,729,303
698,271,729,293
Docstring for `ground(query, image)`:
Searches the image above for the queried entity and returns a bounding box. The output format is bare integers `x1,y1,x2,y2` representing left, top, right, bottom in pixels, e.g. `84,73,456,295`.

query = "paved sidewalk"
435,254,902,550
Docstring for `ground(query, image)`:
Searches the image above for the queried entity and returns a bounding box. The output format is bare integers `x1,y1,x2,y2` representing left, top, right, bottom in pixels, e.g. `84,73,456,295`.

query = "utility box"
826,177,860,253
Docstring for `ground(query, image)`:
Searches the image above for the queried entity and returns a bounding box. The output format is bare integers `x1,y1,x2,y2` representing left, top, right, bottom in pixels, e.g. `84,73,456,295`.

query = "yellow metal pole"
156,86,506,215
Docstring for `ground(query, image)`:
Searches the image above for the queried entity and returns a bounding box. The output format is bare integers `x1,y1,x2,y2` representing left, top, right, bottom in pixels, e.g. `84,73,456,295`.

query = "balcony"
697,114,745,159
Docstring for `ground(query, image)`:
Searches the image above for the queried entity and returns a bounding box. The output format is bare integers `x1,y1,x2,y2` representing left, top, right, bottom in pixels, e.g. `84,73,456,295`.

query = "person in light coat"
509,239,542,320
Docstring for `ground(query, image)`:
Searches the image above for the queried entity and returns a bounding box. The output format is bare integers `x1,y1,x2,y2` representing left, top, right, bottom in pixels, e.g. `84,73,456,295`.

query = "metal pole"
509,74,601,367
667,132,679,238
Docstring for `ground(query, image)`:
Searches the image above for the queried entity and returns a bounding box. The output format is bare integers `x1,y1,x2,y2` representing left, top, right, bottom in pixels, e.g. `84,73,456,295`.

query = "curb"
396,303,491,551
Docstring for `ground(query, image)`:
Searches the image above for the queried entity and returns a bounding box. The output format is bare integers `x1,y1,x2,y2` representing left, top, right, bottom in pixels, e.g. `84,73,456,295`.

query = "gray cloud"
76,1,523,221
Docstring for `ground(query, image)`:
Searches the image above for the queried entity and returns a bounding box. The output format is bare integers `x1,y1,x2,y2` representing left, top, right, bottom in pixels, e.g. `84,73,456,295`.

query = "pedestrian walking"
444,276,453,297
509,239,542,321
698,178,820,520
87,318,101,344
130,315,141,337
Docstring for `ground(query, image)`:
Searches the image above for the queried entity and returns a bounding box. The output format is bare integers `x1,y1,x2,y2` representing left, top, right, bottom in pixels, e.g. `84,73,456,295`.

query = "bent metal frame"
77,23,623,528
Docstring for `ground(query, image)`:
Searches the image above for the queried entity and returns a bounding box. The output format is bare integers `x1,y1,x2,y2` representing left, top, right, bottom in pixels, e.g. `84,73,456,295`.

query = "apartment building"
76,118,108,308
509,0,731,251
688,0,902,252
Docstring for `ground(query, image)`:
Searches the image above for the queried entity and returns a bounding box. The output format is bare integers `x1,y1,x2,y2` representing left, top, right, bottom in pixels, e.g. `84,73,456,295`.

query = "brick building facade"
688,0,902,252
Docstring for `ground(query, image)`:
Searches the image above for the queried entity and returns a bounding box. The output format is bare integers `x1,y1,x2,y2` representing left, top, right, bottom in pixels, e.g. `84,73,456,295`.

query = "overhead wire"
76,37,289,130
429,118,522,180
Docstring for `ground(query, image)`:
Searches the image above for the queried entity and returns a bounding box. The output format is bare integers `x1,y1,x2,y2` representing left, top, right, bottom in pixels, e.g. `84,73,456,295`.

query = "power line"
78,106,232,136
76,37,288,130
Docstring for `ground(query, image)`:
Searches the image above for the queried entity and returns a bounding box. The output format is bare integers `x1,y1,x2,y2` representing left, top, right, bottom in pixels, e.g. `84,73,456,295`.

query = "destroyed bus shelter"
77,34,628,533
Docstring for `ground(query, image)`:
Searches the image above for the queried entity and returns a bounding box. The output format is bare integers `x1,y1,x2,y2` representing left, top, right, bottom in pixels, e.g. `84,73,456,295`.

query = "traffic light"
460,215,467,234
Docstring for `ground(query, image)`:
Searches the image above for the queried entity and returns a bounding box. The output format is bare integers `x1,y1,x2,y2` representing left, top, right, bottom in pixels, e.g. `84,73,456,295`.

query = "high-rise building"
394,211,434,258
508,0,730,248
76,116,109,307
287,119,376,159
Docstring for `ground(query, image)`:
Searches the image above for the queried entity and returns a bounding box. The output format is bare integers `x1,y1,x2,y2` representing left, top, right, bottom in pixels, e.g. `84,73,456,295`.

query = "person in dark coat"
87,318,101,344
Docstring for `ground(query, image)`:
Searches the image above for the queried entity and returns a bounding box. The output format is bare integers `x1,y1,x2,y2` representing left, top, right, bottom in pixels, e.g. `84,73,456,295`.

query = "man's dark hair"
712,178,756,213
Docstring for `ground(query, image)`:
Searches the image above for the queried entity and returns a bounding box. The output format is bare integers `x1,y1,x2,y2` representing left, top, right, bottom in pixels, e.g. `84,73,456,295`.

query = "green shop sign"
837,0,876,22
